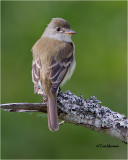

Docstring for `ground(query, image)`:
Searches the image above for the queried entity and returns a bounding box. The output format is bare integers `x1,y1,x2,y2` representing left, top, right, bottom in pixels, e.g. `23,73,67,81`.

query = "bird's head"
42,18,76,42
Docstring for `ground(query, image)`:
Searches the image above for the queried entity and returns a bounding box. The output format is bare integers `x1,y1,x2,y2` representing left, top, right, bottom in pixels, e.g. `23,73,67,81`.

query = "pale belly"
61,57,76,86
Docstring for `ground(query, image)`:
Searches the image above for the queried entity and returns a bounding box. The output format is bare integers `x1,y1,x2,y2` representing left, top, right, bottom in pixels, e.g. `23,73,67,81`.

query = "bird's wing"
32,38,74,95
32,57,42,93
49,51,73,94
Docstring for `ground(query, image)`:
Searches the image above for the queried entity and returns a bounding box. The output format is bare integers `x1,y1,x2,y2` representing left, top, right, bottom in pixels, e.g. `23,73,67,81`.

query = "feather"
49,54,73,94
32,58,42,93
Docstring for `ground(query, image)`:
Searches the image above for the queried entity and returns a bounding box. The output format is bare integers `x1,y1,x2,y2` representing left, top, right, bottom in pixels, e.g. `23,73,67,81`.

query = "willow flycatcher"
32,18,76,131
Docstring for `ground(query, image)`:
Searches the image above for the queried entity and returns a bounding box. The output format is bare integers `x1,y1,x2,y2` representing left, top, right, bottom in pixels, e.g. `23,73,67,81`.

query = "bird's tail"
47,94,59,131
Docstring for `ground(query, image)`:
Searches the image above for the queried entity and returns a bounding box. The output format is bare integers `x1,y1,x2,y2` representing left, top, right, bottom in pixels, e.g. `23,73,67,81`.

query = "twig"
0,90,127,144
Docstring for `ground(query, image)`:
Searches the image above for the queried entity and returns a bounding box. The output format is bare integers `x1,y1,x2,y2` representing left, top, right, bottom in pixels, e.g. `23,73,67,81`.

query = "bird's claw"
59,121,65,125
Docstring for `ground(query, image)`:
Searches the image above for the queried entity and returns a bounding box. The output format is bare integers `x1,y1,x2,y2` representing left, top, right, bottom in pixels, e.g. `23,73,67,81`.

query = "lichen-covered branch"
0,90,127,144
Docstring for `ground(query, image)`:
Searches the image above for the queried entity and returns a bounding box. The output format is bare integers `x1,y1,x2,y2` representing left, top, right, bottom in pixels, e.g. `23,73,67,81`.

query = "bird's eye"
56,27,60,31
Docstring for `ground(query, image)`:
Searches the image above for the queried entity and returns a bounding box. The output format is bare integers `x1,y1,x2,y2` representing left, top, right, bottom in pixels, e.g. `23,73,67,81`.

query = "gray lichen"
57,90,128,143
0,90,127,144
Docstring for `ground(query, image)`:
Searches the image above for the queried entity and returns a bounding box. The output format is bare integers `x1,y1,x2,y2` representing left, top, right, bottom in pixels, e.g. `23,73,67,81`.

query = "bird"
32,18,76,131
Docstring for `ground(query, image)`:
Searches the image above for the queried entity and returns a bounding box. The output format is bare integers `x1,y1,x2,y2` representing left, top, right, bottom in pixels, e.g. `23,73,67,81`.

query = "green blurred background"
1,1,127,159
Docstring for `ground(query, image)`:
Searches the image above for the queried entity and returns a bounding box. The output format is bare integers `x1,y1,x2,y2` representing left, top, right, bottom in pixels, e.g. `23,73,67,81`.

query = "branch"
0,90,127,144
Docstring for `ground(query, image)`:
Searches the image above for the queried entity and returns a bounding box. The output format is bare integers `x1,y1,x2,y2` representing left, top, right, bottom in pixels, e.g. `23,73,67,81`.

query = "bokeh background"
1,1,127,159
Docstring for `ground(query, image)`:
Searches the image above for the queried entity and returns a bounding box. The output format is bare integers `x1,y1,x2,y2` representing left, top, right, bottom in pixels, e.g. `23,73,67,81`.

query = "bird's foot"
59,120,65,125
42,96,47,103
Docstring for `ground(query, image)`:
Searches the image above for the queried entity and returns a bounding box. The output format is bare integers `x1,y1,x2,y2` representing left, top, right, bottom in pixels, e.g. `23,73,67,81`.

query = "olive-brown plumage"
32,18,76,131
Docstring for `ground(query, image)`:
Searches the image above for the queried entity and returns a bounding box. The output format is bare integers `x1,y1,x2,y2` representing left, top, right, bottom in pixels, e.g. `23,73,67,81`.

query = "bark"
0,90,127,144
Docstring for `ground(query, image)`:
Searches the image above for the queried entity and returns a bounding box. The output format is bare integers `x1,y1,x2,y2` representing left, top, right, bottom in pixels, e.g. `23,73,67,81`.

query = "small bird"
32,18,76,131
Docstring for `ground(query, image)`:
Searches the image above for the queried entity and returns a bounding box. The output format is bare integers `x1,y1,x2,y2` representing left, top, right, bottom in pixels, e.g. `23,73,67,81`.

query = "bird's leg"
57,87,62,97
58,87,61,93
38,89,47,103
42,96,47,103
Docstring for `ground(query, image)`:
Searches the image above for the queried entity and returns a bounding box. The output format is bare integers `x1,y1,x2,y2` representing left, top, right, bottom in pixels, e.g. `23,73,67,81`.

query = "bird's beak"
64,30,76,34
